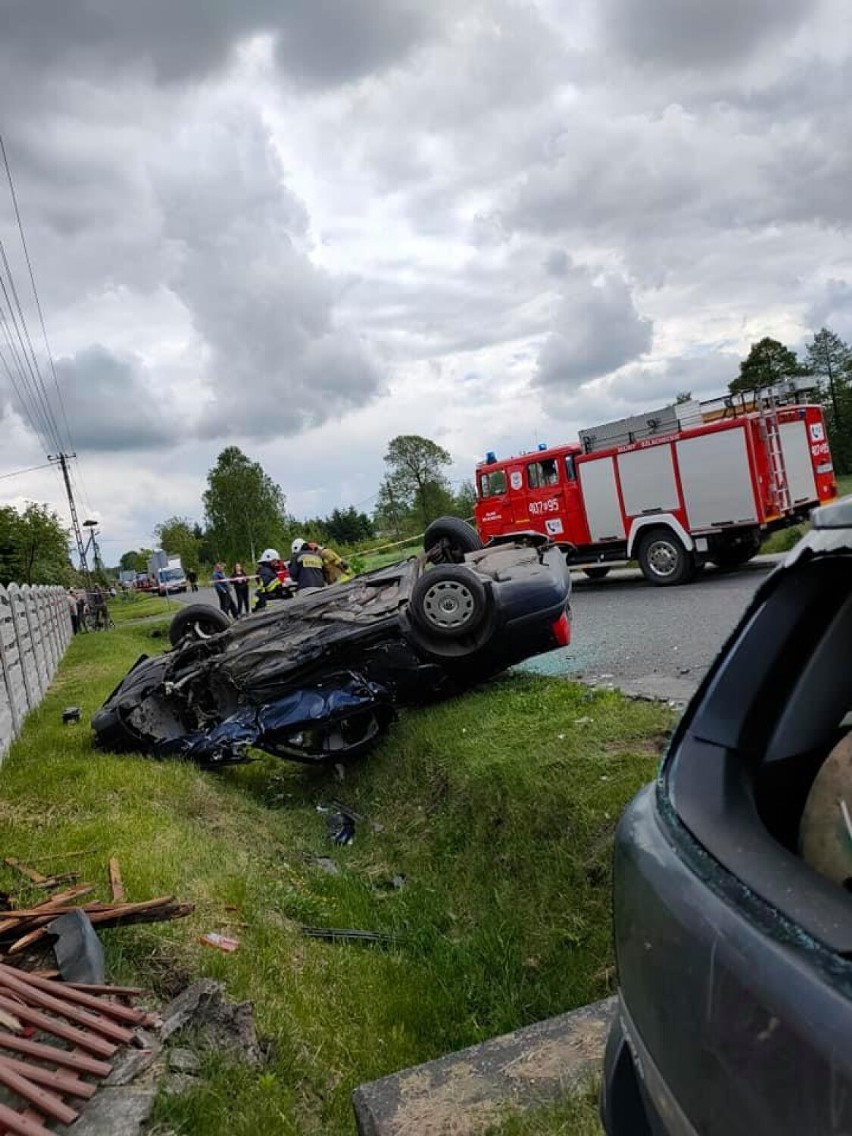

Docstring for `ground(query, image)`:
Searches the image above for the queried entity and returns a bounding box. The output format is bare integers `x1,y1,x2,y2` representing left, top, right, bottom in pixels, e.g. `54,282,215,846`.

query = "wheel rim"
421,579,476,629
646,539,679,578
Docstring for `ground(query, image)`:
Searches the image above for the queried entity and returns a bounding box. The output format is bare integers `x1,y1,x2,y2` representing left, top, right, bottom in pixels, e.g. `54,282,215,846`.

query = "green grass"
761,473,852,554
487,1083,602,1134
0,608,671,1134
357,541,422,573
108,593,177,623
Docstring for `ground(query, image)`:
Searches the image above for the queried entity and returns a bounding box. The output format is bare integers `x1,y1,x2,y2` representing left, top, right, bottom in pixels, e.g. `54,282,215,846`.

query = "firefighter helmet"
291,538,306,554
259,548,280,563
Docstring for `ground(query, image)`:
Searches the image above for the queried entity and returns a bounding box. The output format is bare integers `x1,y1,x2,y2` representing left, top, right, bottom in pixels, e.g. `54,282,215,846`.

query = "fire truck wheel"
169,604,231,647
582,567,611,580
409,565,489,639
636,528,696,587
423,517,484,564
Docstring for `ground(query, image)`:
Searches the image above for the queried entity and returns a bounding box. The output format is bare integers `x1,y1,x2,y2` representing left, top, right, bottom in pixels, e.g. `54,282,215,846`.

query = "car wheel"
423,516,483,564
410,565,489,639
637,528,695,587
168,604,231,647
583,566,611,580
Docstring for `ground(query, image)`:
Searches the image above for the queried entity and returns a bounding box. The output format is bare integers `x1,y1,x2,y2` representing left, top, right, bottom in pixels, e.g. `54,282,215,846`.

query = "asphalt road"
173,559,782,705
525,555,782,703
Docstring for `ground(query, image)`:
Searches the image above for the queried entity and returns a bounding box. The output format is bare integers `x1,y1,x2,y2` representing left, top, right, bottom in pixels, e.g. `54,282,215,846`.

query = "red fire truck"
473,385,837,586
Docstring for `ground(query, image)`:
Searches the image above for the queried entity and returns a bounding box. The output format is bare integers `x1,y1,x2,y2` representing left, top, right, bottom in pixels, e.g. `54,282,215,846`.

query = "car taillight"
551,611,570,647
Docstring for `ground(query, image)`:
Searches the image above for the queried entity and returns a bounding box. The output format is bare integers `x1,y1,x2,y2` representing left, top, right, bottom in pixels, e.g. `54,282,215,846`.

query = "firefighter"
253,548,288,611
318,544,352,585
289,538,326,591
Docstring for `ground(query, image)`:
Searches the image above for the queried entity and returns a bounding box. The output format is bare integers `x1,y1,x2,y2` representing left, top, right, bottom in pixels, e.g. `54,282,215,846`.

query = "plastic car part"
47,910,105,985
158,672,394,766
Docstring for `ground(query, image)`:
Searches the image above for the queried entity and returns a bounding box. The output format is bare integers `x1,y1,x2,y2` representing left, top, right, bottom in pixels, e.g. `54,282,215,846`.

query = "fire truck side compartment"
675,426,758,529
577,458,625,542
616,445,680,516
779,420,818,505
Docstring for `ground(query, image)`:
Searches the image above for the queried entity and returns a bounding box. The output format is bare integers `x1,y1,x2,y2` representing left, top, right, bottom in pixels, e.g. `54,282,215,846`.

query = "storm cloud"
0,0,849,555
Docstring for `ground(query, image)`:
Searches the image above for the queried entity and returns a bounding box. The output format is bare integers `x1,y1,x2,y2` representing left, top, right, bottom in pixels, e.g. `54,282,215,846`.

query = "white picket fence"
0,584,73,761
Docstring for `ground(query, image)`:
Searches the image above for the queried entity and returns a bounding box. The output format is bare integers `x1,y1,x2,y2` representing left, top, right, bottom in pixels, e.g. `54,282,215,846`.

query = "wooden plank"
65,982,145,997
108,858,125,903
0,974,135,1044
0,967,149,1028
0,896,174,919
0,1060,79,1124
3,862,47,886
0,1101,51,1136
0,997,117,1059
0,1055,95,1099
0,1033,112,1077
31,873,79,891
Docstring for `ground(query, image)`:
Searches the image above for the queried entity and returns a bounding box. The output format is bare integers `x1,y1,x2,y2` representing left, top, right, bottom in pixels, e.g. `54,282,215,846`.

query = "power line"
0,236,63,452
0,461,53,482
0,132,91,577
0,266,54,448
0,134,71,452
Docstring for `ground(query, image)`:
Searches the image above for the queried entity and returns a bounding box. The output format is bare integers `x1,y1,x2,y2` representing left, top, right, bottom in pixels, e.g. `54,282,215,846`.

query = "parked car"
92,520,572,767
601,495,852,1136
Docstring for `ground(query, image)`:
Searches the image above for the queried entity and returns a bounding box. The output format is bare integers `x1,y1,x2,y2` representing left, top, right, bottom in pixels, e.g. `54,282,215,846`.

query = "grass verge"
0,611,672,1134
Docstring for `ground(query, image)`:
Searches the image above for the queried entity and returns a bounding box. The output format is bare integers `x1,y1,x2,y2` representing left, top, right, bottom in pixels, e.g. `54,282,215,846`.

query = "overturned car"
92,520,572,766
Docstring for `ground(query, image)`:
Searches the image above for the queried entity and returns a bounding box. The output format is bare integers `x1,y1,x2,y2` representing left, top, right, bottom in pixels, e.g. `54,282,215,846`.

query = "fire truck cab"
474,386,837,586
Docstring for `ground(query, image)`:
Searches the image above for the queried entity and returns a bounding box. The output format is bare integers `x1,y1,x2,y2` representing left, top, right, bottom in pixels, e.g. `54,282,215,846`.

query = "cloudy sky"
0,0,850,559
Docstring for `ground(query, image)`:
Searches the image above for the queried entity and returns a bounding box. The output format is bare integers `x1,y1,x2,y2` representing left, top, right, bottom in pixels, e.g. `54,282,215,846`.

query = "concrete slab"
352,996,615,1136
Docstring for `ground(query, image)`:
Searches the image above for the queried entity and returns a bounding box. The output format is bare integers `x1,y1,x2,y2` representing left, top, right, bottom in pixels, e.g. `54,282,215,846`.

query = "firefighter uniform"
289,545,326,591
320,547,352,585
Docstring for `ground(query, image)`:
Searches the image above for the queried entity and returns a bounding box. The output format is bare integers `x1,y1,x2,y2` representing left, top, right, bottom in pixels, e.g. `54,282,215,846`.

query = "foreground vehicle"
601,496,852,1135
92,524,571,766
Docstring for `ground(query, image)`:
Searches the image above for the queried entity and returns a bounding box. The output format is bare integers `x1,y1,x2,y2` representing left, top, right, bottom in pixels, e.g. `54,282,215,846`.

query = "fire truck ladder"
756,388,791,514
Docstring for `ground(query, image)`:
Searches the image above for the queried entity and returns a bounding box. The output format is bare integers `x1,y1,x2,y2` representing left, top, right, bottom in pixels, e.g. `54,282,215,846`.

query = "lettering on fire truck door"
778,420,817,504
675,428,758,529
578,457,625,541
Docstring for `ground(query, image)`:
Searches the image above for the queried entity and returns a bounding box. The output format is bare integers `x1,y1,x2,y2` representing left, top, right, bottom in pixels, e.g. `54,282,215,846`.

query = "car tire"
168,604,231,647
636,528,696,587
583,566,611,580
409,565,489,639
423,516,483,564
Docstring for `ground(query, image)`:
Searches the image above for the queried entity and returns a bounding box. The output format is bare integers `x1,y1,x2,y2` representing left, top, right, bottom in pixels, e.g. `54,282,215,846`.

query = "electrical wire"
0,237,62,452
0,461,53,482
0,134,72,453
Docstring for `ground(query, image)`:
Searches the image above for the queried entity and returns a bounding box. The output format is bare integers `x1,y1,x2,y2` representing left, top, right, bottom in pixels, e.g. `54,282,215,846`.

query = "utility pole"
49,451,90,579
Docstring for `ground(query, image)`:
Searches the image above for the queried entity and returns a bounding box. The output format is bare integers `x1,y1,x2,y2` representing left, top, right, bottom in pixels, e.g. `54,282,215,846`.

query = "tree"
729,337,803,395
806,327,852,474
119,549,152,573
0,502,72,587
203,447,288,566
153,516,201,572
321,506,374,546
453,479,477,520
380,435,453,530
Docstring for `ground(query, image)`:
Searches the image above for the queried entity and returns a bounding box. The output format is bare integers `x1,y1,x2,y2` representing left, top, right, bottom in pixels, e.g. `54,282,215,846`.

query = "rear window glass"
527,458,559,489
480,470,507,497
